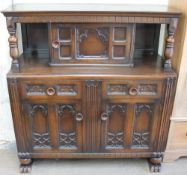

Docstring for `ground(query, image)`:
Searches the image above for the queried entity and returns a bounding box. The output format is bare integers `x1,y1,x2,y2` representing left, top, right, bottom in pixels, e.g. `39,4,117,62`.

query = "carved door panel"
100,102,128,152
56,102,83,152
23,104,52,150
131,102,160,150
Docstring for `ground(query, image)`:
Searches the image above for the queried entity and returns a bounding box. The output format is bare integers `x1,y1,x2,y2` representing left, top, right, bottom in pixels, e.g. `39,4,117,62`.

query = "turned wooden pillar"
164,18,179,71
6,17,19,72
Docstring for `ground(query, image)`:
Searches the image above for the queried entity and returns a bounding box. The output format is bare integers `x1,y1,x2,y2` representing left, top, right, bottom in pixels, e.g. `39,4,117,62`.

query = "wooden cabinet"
3,3,181,173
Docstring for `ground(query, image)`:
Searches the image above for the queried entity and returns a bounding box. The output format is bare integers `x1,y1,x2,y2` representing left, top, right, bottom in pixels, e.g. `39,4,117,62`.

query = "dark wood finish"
2,4,181,173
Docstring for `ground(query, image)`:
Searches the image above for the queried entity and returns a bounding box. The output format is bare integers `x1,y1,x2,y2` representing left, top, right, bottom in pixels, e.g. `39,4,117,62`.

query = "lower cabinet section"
8,78,176,173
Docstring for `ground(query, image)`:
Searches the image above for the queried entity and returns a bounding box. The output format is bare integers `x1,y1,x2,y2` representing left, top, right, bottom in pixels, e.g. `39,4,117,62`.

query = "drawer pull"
101,112,109,121
52,40,60,49
129,87,138,96
46,87,56,96
76,113,83,121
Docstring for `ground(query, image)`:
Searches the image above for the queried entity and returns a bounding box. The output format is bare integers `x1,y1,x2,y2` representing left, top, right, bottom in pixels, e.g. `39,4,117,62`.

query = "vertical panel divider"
125,103,135,149
71,26,76,59
48,104,59,149
109,27,113,60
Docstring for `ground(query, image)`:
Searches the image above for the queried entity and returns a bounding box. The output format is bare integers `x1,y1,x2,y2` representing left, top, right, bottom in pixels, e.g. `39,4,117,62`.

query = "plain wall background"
0,0,169,143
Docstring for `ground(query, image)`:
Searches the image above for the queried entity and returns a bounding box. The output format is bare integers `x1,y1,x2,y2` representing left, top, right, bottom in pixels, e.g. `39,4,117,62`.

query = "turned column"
164,18,179,71
6,17,19,72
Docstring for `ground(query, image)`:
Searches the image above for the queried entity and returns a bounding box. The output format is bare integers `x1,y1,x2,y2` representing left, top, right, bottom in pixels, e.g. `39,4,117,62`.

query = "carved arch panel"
25,104,51,150
57,103,83,152
101,103,127,151
131,102,159,150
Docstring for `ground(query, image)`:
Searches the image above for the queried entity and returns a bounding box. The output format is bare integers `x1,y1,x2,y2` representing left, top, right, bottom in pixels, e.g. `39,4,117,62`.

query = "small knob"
101,112,109,121
76,113,83,121
129,87,138,96
46,87,56,96
52,40,60,49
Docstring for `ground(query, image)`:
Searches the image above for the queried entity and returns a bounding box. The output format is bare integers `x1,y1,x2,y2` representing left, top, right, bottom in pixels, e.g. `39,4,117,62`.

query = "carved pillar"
6,17,19,72
164,18,179,71
84,80,102,152
149,77,176,172
8,78,32,173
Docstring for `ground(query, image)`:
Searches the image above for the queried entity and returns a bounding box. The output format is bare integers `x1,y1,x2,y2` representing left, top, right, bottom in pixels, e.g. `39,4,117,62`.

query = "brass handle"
76,113,83,122
52,40,60,49
101,112,109,121
129,87,138,96
46,87,56,96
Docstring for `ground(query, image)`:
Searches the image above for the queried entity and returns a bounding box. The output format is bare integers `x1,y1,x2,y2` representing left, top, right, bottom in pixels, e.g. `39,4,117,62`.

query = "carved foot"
149,152,163,173
150,162,161,172
20,164,32,173
19,157,32,173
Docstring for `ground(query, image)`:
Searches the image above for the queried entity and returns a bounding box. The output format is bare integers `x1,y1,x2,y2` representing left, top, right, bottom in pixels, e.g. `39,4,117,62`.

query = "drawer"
20,80,81,100
103,80,163,99
169,122,187,150
49,23,135,66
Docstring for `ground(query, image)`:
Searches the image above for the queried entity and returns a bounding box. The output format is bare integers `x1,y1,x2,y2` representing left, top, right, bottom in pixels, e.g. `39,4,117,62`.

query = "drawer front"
49,23,135,66
20,80,81,100
103,80,163,99
169,122,187,149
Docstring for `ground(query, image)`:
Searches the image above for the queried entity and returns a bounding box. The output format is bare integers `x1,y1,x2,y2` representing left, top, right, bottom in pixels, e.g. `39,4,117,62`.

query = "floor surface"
0,143,187,175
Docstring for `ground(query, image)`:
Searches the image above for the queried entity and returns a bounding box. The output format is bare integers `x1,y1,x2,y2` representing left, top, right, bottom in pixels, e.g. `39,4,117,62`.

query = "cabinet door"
23,102,84,153
56,102,83,152
100,100,160,152
23,103,52,150
131,102,160,150
100,102,128,152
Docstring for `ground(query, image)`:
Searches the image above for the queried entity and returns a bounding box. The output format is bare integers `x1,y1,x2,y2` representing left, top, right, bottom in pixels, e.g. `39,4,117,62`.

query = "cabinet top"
2,3,181,17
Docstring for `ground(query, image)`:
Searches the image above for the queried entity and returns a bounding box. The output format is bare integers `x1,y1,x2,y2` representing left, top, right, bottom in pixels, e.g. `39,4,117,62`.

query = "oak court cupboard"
2,3,181,173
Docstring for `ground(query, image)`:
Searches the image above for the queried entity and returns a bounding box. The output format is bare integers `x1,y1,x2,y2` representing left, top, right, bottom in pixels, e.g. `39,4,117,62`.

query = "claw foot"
20,164,32,173
150,163,161,172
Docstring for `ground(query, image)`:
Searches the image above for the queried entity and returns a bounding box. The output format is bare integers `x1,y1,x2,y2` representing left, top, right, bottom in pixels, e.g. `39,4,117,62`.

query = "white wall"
0,0,15,143
0,0,168,143
13,0,168,5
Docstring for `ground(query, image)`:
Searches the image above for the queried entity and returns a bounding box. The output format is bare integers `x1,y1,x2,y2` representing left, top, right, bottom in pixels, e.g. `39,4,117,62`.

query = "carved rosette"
6,17,19,71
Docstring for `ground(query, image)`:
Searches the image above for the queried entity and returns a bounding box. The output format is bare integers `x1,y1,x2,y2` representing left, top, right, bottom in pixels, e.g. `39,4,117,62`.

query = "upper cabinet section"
2,4,181,71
